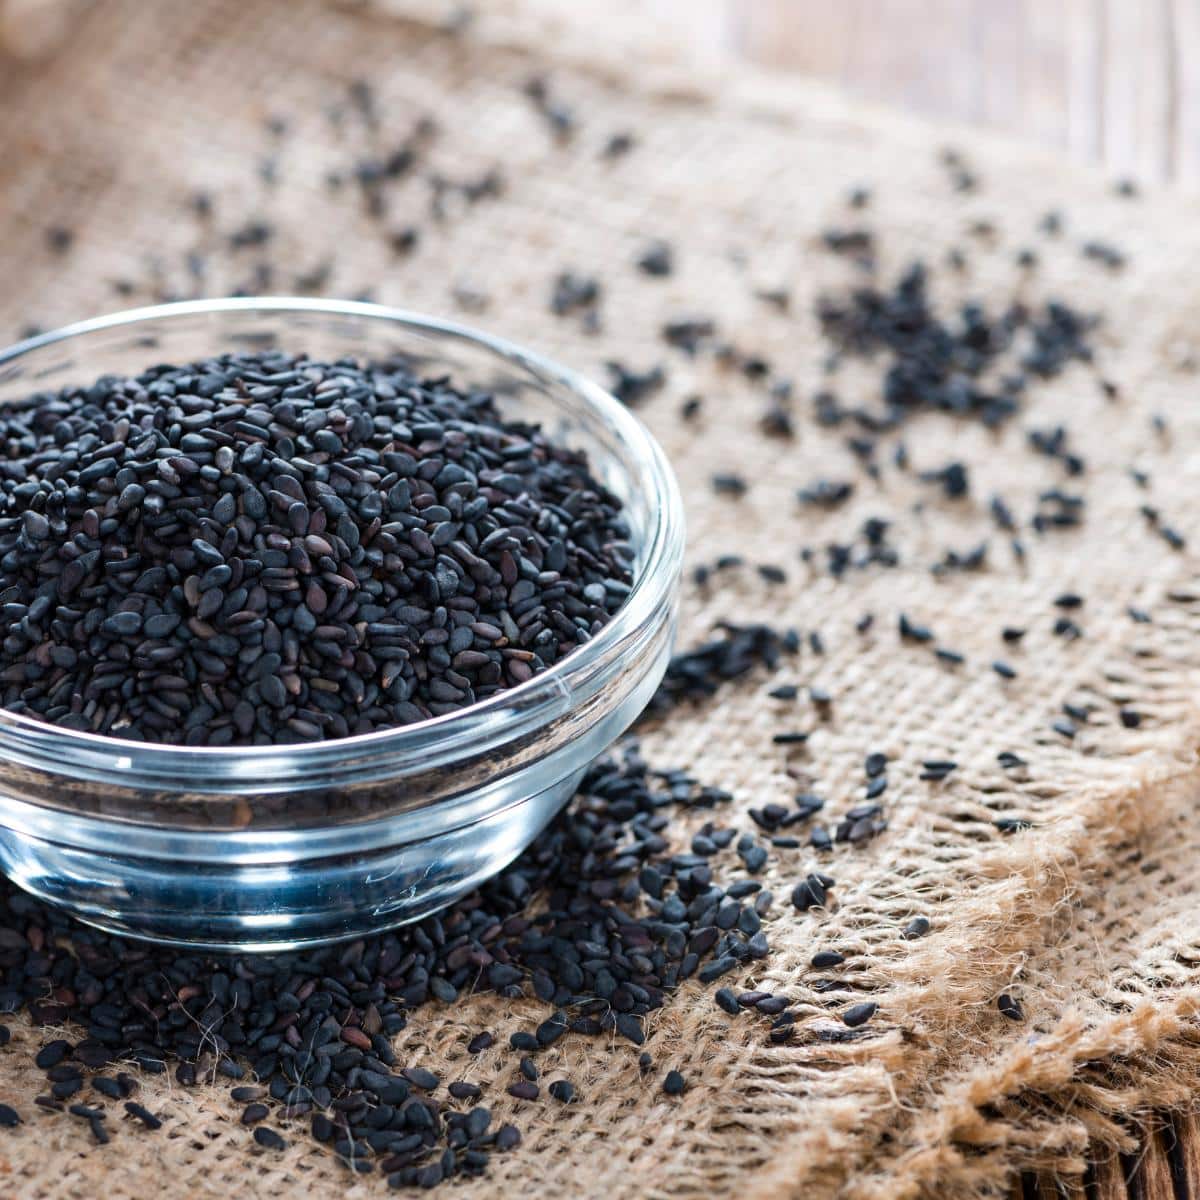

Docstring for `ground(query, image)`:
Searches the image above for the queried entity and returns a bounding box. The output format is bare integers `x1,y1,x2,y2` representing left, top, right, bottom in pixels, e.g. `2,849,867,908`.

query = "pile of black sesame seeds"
0,746,811,1186
0,351,631,744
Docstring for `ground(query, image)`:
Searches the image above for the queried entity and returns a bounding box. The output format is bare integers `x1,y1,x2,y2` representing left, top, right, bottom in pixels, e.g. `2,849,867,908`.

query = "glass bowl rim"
0,297,684,776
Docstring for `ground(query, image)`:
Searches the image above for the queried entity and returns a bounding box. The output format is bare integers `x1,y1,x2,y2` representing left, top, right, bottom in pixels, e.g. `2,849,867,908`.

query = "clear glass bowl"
0,299,684,950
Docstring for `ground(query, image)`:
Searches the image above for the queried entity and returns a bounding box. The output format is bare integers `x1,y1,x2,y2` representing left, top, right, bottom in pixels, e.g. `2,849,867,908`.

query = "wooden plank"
645,0,731,64
1167,1109,1200,1197
724,0,1200,188
845,0,980,120
1022,0,1080,152
727,0,861,79
1064,0,1105,164
1126,1121,1182,1200
1015,1170,1088,1199
1087,1151,1131,1200
1021,0,1073,151
1169,0,1200,187
1100,0,1174,183
968,0,1027,131
1022,1112,1200,1199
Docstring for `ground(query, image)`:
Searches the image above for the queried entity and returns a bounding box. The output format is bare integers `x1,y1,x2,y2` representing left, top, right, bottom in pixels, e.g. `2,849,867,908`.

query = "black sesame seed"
401,1067,439,1092
35,1040,71,1070
601,131,636,159
842,1002,877,1028
124,1101,162,1130
615,1014,645,1045
636,240,674,277
1082,240,1126,270
606,360,667,407
772,732,808,746
997,994,1024,1021
899,615,934,644
995,817,1033,834
46,226,75,254
920,760,957,781
811,950,844,969
711,473,748,497
791,873,831,911
661,1071,686,1096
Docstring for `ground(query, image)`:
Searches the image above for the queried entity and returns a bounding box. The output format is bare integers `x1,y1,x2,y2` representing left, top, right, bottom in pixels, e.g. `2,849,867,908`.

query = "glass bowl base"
0,769,583,951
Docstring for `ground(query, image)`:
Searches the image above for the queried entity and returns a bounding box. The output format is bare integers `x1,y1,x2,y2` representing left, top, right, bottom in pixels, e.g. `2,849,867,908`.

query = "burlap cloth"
2,2,1200,1197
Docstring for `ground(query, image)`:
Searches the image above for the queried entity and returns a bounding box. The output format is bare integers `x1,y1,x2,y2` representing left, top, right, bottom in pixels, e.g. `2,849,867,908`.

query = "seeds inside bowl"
0,350,634,744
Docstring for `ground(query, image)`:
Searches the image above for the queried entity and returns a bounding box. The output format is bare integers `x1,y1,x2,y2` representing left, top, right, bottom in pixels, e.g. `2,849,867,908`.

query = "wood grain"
664,0,1200,187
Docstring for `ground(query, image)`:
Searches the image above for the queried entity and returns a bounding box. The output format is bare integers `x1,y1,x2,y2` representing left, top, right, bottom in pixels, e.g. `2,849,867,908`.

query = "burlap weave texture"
2,3,1200,1198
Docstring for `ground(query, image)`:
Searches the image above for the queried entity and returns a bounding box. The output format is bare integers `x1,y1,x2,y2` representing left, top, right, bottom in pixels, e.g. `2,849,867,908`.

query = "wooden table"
651,0,1200,190
4,0,1196,188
